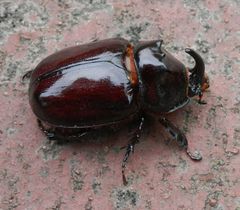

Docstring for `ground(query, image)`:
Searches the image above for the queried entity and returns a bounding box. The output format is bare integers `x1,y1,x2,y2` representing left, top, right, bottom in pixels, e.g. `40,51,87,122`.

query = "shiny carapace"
27,38,209,185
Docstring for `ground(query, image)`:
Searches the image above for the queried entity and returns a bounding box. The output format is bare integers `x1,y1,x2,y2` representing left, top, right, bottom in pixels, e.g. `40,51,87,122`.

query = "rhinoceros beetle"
25,38,209,185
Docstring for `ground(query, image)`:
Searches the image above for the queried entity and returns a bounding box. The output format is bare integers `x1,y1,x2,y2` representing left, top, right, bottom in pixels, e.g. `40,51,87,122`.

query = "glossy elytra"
25,38,209,185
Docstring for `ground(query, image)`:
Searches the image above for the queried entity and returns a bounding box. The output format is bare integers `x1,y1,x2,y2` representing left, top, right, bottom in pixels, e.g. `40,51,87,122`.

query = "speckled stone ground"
0,0,240,209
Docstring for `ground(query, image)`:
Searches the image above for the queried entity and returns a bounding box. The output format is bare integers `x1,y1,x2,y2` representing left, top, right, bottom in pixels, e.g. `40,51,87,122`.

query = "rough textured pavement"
0,0,240,209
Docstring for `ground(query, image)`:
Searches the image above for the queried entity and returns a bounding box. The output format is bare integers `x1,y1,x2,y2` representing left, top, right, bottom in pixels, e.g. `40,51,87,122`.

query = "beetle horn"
185,48,205,75
185,48,205,98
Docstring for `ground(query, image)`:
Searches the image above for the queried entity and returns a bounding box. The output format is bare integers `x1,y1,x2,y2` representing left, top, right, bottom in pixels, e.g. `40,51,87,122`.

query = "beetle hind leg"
37,119,59,141
159,118,202,161
121,144,135,185
22,70,33,81
121,117,145,185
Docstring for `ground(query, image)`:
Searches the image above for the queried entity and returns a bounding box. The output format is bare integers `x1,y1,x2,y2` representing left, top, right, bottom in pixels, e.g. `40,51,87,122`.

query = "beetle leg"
122,144,134,185
121,116,145,185
159,118,202,161
198,92,207,105
22,70,33,81
37,119,57,140
37,119,87,143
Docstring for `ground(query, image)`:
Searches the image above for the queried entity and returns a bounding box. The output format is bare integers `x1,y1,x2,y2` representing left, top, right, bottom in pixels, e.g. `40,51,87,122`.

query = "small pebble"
74,169,81,175
226,147,239,155
88,196,93,201
224,18,229,23
141,170,147,176
102,164,108,168
230,148,239,155
104,146,109,153
209,198,217,207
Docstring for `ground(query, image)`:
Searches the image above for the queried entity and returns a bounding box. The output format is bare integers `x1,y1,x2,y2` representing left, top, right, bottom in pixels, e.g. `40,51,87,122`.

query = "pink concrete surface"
0,0,239,209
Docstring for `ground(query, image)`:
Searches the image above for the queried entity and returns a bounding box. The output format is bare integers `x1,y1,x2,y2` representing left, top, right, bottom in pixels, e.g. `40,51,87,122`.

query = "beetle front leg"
121,116,145,185
159,118,202,161
198,91,207,104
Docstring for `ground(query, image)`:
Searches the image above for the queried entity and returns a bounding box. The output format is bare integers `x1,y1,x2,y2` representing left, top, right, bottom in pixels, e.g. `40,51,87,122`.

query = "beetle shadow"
50,116,151,152
47,110,195,165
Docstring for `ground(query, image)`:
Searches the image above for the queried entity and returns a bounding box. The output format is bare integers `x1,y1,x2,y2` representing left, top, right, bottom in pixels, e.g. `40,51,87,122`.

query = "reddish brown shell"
29,38,140,127
134,40,189,113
